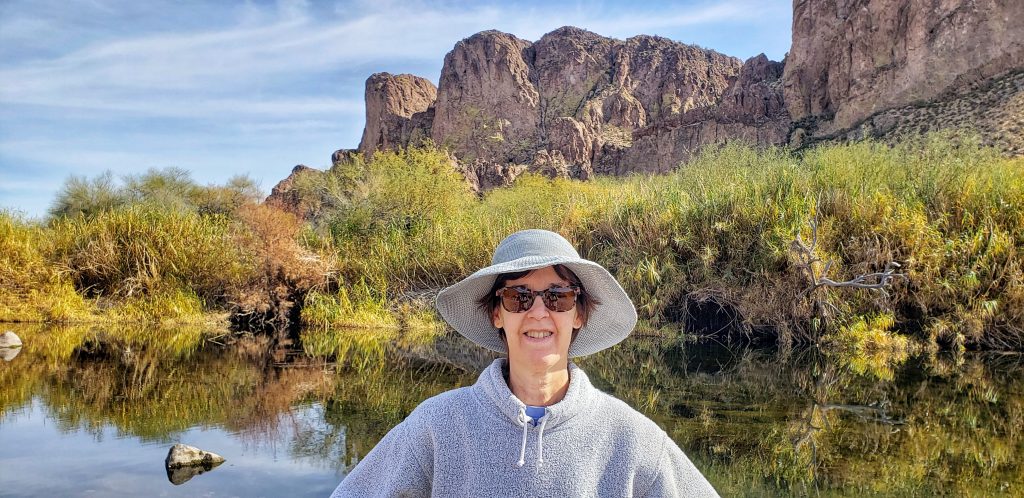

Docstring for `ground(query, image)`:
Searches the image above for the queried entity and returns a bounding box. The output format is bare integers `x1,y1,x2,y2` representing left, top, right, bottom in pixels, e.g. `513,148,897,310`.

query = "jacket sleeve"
645,436,719,498
330,419,432,498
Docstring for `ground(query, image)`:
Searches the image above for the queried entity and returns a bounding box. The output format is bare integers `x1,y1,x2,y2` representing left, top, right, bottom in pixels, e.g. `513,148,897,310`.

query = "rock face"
784,0,1024,141
359,73,437,157
600,54,789,174
357,26,769,189
325,5,1022,192
264,165,322,219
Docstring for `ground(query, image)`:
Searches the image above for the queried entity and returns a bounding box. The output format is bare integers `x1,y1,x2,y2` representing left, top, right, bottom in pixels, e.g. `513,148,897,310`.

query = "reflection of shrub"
826,314,913,381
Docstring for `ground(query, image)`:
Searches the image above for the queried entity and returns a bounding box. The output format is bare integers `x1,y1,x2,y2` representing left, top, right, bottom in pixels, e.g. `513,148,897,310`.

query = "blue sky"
0,0,792,218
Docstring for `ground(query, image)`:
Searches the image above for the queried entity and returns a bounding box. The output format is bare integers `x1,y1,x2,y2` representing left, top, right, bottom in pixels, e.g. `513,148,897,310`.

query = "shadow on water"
1,322,1021,496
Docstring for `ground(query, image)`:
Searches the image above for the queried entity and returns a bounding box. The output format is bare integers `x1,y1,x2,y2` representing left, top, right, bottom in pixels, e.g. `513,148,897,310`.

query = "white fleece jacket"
331,359,719,497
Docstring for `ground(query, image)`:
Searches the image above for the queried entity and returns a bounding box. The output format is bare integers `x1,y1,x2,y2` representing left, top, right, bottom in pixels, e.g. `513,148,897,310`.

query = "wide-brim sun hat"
436,229,638,357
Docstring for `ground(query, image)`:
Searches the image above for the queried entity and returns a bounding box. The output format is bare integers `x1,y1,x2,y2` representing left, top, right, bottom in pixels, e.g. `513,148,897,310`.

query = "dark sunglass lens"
544,288,577,312
498,287,578,313
500,288,531,313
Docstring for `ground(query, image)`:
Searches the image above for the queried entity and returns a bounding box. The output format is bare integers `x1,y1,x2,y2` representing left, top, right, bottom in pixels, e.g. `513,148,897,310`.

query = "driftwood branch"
791,211,908,299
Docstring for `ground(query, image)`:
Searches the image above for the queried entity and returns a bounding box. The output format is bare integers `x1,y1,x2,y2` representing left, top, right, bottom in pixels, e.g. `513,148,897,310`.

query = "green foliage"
301,280,397,330
7,133,1023,350
49,205,253,302
47,167,262,219
0,211,90,322
303,133,1023,349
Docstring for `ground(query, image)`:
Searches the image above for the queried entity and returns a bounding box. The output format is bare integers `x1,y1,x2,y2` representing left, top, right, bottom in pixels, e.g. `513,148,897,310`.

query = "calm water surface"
0,323,1020,497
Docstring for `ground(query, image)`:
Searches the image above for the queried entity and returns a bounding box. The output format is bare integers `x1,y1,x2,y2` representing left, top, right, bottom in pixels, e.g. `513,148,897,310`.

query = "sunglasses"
496,286,580,313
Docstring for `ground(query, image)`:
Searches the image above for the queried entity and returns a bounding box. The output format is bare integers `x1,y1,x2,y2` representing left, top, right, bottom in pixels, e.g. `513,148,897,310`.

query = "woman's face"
491,266,583,368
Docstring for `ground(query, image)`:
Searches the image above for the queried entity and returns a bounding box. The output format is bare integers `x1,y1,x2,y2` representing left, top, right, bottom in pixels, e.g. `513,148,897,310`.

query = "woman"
331,229,718,497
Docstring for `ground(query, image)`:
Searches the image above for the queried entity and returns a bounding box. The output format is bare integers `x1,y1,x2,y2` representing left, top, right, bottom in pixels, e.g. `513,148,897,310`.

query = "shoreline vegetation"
2,133,1022,355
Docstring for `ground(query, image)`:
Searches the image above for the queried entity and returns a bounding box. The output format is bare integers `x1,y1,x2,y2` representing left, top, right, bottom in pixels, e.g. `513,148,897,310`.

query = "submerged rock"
0,331,21,348
165,444,225,484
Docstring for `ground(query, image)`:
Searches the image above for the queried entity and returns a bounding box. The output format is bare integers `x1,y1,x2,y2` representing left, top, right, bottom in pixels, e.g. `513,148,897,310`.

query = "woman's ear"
573,312,583,330
492,307,503,328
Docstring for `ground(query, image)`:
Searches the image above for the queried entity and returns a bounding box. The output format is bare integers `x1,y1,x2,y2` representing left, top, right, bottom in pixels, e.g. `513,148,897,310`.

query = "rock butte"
268,0,1023,205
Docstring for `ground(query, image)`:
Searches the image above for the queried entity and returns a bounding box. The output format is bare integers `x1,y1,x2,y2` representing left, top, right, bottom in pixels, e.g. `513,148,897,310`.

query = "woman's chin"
510,348,567,369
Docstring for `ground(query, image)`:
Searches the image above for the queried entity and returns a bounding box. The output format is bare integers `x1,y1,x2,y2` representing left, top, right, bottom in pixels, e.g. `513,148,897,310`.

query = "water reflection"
0,324,1020,496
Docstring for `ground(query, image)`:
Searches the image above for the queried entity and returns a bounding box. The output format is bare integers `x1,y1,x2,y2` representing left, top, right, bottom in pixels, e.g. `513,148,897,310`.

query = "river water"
0,323,1020,497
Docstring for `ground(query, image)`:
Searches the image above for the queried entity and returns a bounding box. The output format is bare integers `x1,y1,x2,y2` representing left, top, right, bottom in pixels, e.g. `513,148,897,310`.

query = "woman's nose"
526,295,549,318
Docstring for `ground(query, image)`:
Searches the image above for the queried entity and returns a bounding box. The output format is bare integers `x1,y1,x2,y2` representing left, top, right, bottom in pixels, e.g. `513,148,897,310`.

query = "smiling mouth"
524,331,553,339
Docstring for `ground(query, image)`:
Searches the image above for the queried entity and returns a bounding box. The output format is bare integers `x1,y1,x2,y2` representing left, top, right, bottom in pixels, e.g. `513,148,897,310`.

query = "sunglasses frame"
495,285,580,313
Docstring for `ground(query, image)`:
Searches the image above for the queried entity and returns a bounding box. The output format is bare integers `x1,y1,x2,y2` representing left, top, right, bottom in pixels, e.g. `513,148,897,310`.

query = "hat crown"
492,229,579,265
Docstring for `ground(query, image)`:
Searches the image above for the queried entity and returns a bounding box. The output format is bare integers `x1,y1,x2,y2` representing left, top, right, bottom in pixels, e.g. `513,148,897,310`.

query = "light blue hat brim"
435,230,638,357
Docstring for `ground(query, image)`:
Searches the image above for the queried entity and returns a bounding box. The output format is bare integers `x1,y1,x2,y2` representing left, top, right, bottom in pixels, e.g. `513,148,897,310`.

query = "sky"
0,0,792,218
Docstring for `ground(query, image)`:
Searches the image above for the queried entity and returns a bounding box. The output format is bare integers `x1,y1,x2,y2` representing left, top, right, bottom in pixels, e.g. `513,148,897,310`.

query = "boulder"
165,443,226,469
263,164,323,219
358,73,437,157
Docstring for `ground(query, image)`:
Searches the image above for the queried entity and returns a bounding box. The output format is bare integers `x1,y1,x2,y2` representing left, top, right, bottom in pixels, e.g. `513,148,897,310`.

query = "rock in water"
0,331,22,348
165,443,225,471
165,444,225,484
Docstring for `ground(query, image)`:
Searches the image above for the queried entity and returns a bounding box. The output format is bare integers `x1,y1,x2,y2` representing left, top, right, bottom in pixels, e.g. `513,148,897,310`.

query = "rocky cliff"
785,0,1024,147
326,0,1021,193
358,73,437,157
352,26,785,189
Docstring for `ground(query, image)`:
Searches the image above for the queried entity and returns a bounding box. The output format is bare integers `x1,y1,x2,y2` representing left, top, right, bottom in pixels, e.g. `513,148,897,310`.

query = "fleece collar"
473,358,599,432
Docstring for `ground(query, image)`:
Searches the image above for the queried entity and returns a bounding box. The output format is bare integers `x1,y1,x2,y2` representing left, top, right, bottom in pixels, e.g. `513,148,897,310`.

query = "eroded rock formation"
784,0,1024,143
319,1,1021,193
358,73,437,157
356,26,782,189
264,165,322,219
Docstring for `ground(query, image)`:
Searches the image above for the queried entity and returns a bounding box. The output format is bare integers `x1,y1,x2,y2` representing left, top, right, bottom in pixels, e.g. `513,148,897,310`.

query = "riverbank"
2,133,1022,351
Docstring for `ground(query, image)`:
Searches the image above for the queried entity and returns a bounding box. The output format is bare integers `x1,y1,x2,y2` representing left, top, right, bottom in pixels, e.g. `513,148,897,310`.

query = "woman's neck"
506,359,570,406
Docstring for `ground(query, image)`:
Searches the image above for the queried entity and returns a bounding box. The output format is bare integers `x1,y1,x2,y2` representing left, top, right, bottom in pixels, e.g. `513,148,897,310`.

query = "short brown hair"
476,264,600,343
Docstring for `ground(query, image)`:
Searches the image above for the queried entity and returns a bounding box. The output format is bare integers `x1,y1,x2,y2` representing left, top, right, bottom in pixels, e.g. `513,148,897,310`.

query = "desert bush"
305,134,1023,349
48,205,252,302
48,167,263,219
0,211,90,321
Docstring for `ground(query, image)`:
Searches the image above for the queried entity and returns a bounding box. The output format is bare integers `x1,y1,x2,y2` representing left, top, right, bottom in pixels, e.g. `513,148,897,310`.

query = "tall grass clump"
49,205,253,303
0,211,90,322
